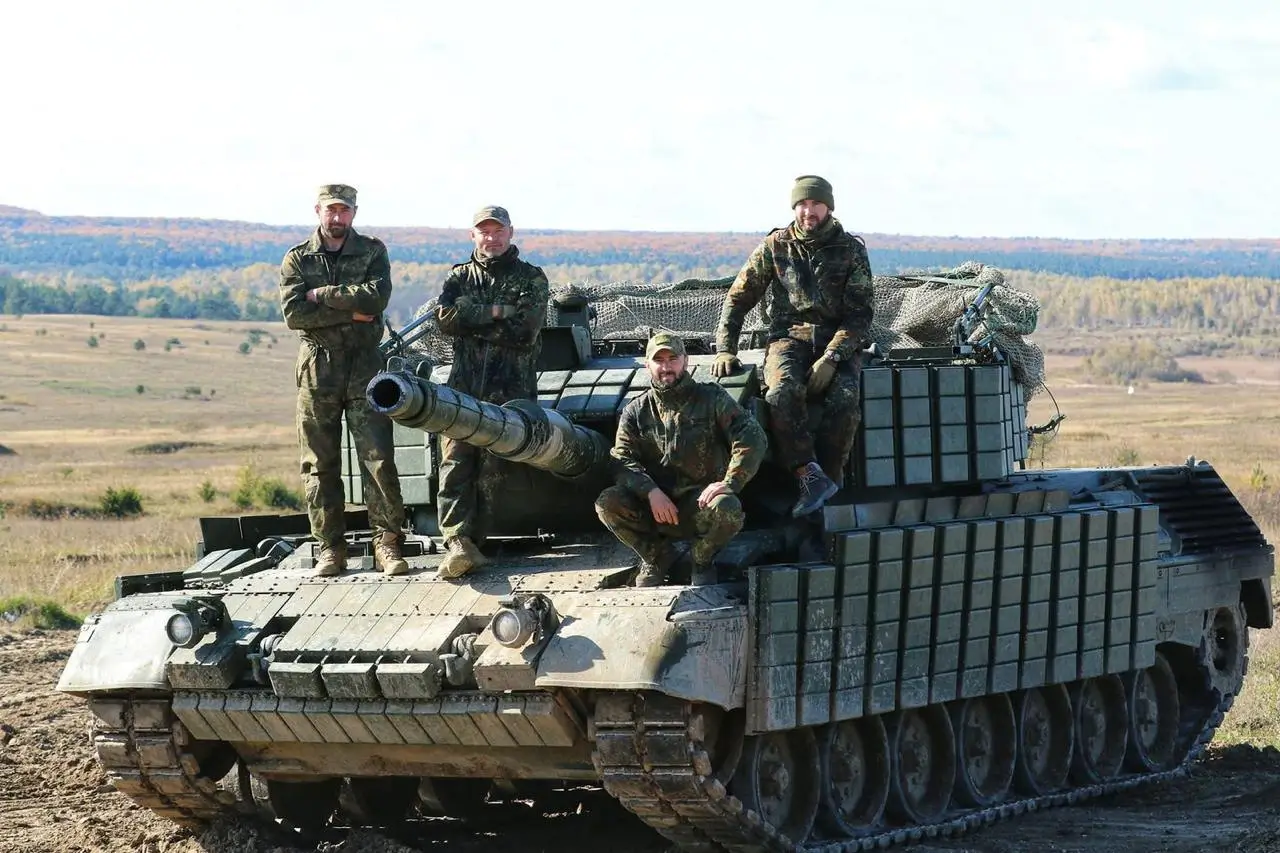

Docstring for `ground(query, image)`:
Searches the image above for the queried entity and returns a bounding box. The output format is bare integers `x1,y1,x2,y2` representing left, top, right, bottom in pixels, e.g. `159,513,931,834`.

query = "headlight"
165,612,199,648
492,607,538,648
162,596,225,649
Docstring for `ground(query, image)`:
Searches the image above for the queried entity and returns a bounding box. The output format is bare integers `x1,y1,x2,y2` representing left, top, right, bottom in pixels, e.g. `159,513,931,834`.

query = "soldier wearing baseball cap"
279,183,408,578
595,330,767,587
711,173,875,519
433,205,550,580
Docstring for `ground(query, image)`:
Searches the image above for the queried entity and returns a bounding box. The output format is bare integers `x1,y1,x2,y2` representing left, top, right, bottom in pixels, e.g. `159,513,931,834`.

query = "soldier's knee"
595,486,631,521
764,378,804,408
703,493,745,531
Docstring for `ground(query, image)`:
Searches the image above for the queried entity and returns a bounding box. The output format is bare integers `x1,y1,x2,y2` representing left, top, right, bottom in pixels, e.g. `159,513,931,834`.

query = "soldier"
596,332,767,586
434,205,550,579
710,174,874,518
279,183,408,577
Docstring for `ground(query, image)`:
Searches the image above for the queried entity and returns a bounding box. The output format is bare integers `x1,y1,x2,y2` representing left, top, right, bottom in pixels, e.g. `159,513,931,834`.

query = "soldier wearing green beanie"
710,174,875,517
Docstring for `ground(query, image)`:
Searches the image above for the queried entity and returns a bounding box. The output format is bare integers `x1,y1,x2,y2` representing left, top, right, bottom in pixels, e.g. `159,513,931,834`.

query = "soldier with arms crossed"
434,205,550,579
711,174,874,518
596,333,767,586
279,184,408,577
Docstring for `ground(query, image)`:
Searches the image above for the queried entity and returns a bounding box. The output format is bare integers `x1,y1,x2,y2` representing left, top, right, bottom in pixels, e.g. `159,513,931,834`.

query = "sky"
4,1,1280,239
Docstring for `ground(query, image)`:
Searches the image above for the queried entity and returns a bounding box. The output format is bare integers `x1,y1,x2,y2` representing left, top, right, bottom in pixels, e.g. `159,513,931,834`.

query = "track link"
593,688,1232,853
89,696,242,830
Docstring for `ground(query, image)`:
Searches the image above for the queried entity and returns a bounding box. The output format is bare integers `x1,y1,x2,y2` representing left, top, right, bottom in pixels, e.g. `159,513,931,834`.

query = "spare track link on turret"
89,696,241,829
591,686,1233,853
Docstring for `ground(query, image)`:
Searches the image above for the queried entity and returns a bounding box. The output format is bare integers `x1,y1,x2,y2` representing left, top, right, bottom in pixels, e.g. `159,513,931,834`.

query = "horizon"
6,1,1280,241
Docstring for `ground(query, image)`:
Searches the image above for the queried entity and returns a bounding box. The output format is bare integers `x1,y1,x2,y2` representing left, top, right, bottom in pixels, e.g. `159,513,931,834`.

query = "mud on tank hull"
57,457,1272,849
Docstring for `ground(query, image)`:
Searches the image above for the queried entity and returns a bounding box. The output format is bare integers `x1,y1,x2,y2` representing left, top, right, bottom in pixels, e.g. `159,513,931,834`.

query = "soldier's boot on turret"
375,532,409,576
792,461,839,518
313,543,348,578
633,541,687,587
438,536,489,580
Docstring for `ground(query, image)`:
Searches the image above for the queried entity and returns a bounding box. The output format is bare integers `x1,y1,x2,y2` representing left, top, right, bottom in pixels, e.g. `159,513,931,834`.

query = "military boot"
792,461,839,518
438,536,489,580
633,561,666,587
313,542,347,578
374,531,409,576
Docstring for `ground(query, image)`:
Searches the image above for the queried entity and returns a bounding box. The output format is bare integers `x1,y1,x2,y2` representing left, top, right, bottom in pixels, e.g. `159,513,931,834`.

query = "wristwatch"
824,350,842,363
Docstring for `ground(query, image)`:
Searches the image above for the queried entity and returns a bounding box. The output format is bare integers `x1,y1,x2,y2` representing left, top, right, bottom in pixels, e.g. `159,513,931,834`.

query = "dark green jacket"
717,216,874,359
612,374,767,499
279,228,392,395
436,246,549,402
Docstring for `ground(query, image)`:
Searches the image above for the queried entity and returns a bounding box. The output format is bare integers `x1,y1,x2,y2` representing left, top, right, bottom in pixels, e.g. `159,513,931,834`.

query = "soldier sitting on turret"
595,333,767,586
711,174,875,518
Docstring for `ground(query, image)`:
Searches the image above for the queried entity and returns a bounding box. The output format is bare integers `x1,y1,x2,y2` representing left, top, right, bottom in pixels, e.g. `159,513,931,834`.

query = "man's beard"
322,223,348,240
654,369,684,387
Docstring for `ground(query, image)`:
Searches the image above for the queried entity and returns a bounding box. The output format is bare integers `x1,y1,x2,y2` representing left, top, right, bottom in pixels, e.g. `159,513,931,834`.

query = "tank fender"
1242,577,1273,629
56,593,189,694
535,586,748,709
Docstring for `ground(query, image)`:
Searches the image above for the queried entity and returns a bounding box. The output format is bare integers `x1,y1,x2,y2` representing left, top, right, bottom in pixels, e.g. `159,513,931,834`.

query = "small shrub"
166,337,182,347
136,384,145,395
35,328,47,336
258,478,303,510
184,386,202,397
1110,444,1141,467
133,338,146,351
1250,463,1271,491
87,335,99,348
0,596,81,629
100,486,144,517
164,342,172,352
198,480,217,503
238,342,251,355
89,321,95,329
232,464,261,509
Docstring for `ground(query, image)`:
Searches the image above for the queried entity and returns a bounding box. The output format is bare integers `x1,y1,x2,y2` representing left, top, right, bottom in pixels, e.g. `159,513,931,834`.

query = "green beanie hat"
790,174,834,210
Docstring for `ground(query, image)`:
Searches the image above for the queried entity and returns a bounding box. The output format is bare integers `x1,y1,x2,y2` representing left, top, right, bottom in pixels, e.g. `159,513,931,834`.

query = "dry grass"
0,313,299,611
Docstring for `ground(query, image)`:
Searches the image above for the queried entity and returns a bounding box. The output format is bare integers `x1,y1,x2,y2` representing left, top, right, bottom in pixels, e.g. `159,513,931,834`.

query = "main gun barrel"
366,370,610,479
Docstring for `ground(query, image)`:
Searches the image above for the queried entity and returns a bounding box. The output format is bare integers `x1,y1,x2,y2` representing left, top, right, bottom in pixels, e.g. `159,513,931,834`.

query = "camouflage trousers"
297,390,404,547
763,337,862,484
437,438,508,543
594,485,744,569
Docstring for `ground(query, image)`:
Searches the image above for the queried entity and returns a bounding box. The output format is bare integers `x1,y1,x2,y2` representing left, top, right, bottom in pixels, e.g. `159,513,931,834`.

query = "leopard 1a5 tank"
57,265,1275,851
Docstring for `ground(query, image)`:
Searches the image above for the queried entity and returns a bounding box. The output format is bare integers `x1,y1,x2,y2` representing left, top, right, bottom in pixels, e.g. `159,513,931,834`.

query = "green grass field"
2,312,1277,742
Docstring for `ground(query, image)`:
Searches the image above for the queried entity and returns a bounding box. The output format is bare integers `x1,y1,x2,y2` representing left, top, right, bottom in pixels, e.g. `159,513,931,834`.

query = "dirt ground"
5,629,1280,853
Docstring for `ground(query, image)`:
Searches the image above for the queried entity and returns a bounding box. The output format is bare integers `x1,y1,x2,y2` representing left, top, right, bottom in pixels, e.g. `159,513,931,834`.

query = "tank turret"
366,368,610,480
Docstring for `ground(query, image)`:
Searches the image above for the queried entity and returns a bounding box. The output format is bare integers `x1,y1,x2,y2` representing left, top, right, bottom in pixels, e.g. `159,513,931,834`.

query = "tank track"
592,685,1233,853
89,696,243,830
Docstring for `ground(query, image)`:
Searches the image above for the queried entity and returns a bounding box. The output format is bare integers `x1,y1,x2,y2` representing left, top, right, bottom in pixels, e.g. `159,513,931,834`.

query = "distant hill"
3,207,1280,280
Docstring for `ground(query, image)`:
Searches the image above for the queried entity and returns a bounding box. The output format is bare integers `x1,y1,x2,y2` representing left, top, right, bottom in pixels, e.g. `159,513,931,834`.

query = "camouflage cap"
645,331,686,360
472,205,512,227
317,183,358,208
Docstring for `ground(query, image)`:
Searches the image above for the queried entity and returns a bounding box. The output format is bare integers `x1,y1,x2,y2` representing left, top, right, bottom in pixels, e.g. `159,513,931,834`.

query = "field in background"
2,312,1279,743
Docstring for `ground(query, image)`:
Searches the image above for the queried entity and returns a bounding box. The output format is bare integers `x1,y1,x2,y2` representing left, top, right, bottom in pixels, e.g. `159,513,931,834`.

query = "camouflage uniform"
596,372,767,574
435,246,549,542
716,216,873,481
280,226,405,549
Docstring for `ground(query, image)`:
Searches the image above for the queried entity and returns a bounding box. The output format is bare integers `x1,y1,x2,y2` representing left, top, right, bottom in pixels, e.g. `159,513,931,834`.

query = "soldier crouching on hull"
711,174,875,518
280,184,408,578
434,205,550,580
596,332,767,587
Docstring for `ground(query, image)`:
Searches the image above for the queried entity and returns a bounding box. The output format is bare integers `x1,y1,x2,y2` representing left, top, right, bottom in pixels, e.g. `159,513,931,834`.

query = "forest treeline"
4,267,1279,359
5,209,1280,280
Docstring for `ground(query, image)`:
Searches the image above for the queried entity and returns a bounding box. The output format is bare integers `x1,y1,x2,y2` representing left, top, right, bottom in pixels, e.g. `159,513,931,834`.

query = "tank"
57,265,1275,849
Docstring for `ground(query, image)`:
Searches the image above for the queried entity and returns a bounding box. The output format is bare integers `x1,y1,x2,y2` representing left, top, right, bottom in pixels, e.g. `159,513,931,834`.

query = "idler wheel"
885,705,956,825
951,694,1016,807
1070,674,1129,784
344,776,420,825
816,716,890,837
1013,684,1074,795
730,729,821,843
1124,652,1183,772
265,777,341,832
1202,604,1248,699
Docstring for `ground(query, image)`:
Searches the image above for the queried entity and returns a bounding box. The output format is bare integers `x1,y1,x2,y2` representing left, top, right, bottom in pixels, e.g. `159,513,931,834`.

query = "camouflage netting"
402,261,1044,397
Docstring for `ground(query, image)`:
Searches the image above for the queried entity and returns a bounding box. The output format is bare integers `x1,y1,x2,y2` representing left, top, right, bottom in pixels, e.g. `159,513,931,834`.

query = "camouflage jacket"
279,227,392,357
436,246,549,402
716,216,874,360
612,374,767,500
